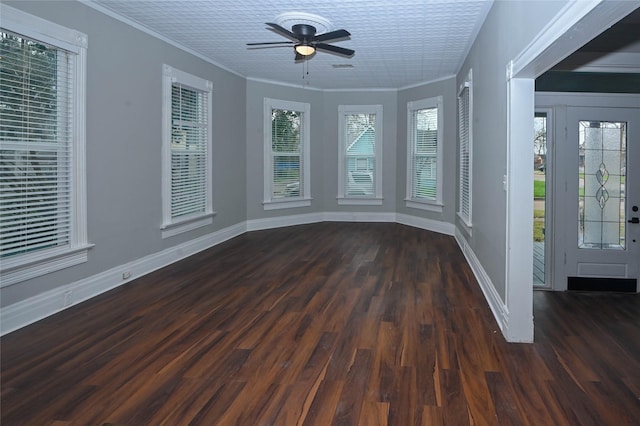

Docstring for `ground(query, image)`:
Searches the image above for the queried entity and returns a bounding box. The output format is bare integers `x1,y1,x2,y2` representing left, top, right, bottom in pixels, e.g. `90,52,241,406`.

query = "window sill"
457,212,473,236
263,198,312,210
337,197,383,206
161,212,215,238
405,199,443,213
0,244,94,288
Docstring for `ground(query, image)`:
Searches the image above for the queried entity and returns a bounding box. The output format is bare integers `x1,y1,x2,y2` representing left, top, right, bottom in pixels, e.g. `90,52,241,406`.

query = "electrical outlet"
122,271,132,280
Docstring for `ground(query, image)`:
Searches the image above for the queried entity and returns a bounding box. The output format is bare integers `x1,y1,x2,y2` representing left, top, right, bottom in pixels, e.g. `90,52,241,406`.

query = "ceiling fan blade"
265,22,299,40
314,29,351,42
315,43,355,57
246,41,294,46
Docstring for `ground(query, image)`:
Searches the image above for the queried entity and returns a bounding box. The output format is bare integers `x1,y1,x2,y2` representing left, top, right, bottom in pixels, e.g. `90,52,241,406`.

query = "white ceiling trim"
79,0,246,79
397,74,457,92
84,0,496,90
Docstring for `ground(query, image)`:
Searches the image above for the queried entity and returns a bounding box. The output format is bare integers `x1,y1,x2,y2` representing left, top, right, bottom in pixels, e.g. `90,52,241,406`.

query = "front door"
561,106,639,291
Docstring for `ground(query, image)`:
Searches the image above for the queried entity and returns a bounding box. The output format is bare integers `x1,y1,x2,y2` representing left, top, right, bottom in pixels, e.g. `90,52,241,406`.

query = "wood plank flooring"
2,222,639,425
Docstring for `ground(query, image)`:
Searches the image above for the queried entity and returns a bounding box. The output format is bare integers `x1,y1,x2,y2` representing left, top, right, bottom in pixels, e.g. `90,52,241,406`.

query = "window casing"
337,105,383,205
161,65,214,238
458,70,473,229
0,5,90,287
406,96,443,212
263,98,311,210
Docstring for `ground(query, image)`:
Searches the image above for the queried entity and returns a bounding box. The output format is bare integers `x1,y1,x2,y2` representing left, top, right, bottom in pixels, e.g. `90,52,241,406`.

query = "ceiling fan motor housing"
292,24,317,43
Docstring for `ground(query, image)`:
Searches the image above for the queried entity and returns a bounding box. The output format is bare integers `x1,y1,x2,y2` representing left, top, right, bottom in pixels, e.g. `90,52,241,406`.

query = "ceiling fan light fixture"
294,44,315,56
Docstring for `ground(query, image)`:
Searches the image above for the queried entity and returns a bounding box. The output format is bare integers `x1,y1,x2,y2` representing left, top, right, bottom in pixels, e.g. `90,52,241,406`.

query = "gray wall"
1,1,247,306
455,0,568,300
3,0,574,316
322,90,398,213
396,77,458,223
245,80,325,219
245,84,399,219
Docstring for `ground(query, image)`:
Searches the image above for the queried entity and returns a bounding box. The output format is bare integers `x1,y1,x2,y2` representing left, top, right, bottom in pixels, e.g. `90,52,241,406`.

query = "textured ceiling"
87,0,494,90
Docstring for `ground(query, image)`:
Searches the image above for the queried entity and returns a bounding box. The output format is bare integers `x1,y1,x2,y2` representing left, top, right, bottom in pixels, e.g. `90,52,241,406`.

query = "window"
337,105,383,205
406,96,443,212
458,70,473,228
263,98,311,210
161,65,213,238
0,5,90,287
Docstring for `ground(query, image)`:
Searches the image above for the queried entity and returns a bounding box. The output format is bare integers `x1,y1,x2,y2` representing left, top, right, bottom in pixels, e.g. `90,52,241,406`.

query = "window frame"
0,5,91,287
458,69,473,230
405,96,444,212
161,65,214,238
263,98,311,210
337,104,383,205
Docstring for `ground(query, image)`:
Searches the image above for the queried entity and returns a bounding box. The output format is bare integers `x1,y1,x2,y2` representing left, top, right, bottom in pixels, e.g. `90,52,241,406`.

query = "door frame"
535,92,640,290
505,1,638,342
533,107,555,289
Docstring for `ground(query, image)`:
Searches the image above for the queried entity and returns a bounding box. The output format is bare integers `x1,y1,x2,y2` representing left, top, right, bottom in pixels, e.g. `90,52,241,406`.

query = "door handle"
629,217,640,224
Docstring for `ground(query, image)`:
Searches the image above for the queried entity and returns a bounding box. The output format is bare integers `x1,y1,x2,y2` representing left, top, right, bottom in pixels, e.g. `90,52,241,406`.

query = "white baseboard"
454,228,509,336
246,212,324,231
2,215,497,337
396,213,456,236
1,222,246,335
324,211,396,223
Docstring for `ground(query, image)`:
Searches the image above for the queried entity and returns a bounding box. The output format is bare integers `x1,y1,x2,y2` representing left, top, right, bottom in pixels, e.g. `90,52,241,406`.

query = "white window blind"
0,31,73,259
458,80,472,226
170,83,207,218
271,108,302,199
1,5,89,287
410,107,438,200
263,98,310,210
161,65,213,237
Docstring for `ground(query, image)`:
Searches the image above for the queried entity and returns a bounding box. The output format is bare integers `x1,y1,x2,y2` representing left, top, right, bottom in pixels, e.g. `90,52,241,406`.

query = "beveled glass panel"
578,120,626,250
602,126,622,150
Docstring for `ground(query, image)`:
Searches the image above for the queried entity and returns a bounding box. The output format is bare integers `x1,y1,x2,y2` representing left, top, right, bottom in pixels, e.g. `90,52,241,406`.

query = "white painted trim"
502,0,639,343
246,213,323,232
504,77,535,343
1,222,246,335
509,0,639,79
263,199,312,210
0,245,94,287
0,5,90,287
398,74,456,92
337,104,383,201
2,213,493,336
337,198,383,206
323,87,399,93
263,98,311,207
396,213,455,236
324,212,396,223
404,200,444,213
509,0,602,79
454,0,493,77
455,228,509,337
247,76,325,92
79,0,244,79
406,96,444,206
161,65,214,235
535,92,640,108
457,69,473,228
161,213,215,239
1,4,87,51
555,51,640,74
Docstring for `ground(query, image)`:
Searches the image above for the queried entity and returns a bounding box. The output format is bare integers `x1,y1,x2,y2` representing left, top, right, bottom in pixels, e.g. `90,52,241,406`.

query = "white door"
560,106,639,291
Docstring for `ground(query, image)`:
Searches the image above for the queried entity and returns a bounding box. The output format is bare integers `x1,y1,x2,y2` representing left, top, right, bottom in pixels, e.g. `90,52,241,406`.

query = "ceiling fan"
247,23,354,60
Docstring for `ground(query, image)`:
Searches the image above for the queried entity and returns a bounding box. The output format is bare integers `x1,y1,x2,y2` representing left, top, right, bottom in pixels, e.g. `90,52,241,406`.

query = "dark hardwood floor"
2,222,639,425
